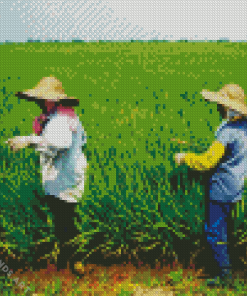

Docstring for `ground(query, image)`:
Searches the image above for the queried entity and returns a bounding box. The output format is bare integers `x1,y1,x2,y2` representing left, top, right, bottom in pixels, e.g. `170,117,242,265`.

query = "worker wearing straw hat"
6,76,88,272
175,84,247,288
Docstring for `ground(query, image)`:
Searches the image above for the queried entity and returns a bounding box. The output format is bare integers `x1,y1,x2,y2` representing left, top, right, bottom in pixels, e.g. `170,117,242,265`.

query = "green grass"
1,41,247,295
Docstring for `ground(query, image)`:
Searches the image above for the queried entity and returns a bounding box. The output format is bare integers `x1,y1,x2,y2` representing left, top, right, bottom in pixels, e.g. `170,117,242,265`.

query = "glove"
175,153,187,165
5,136,30,152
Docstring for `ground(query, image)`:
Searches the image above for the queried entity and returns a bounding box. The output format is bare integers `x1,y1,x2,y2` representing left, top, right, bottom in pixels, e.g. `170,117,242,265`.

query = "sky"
0,0,246,42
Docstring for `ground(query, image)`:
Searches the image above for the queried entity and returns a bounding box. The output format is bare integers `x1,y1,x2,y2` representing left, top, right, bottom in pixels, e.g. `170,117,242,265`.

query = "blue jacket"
184,119,247,203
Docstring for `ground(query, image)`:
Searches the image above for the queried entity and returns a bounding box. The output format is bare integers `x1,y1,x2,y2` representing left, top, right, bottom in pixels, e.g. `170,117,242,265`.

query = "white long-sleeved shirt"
25,111,87,203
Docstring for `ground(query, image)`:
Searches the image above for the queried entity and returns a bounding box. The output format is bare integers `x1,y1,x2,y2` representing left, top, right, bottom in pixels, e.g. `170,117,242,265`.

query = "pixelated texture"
0,145,56,260
0,0,247,293
2,0,247,42
1,40,247,288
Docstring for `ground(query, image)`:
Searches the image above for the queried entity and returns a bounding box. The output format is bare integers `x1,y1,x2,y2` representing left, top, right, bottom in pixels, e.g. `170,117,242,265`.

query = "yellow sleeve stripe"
184,141,225,171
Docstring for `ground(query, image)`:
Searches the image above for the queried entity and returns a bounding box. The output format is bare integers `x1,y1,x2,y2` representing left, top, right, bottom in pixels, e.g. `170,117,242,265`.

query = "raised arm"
6,115,75,152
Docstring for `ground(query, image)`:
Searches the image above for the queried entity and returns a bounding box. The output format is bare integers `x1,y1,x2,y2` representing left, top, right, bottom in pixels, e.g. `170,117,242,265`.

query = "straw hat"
15,75,79,105
201,84,247,116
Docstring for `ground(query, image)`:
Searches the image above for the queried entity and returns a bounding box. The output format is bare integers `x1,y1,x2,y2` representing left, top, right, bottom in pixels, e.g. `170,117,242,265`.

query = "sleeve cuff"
29,135,49,151
184,142,225,171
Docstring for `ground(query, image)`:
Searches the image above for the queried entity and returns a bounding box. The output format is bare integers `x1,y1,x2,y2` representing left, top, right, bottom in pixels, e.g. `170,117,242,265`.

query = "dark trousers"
205,200,233,270
38,194,81,269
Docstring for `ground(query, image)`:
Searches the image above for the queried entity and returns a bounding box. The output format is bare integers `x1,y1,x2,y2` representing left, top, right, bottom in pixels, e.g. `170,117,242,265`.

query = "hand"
175,153,186,165
5,136,30,152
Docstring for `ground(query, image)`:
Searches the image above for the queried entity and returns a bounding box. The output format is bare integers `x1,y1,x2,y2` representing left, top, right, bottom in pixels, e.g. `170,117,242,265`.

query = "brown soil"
4,258,246,295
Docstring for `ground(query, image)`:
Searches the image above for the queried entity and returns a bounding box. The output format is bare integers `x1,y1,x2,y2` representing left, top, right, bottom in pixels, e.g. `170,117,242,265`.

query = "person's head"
44,100,56,112
217,104,244,121
201,84,247,122
15,76,79,113
35,99,78,113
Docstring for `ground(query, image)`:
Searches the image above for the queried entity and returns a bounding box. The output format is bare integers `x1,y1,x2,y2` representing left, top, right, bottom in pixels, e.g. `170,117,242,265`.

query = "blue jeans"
205,200,233,269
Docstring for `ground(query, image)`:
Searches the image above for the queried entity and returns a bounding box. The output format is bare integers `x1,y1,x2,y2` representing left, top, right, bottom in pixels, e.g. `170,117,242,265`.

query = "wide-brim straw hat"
15,75,79,106
201,84,247,116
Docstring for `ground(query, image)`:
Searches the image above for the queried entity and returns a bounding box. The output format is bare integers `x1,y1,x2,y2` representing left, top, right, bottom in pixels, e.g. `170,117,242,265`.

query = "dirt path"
5,260,243,295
